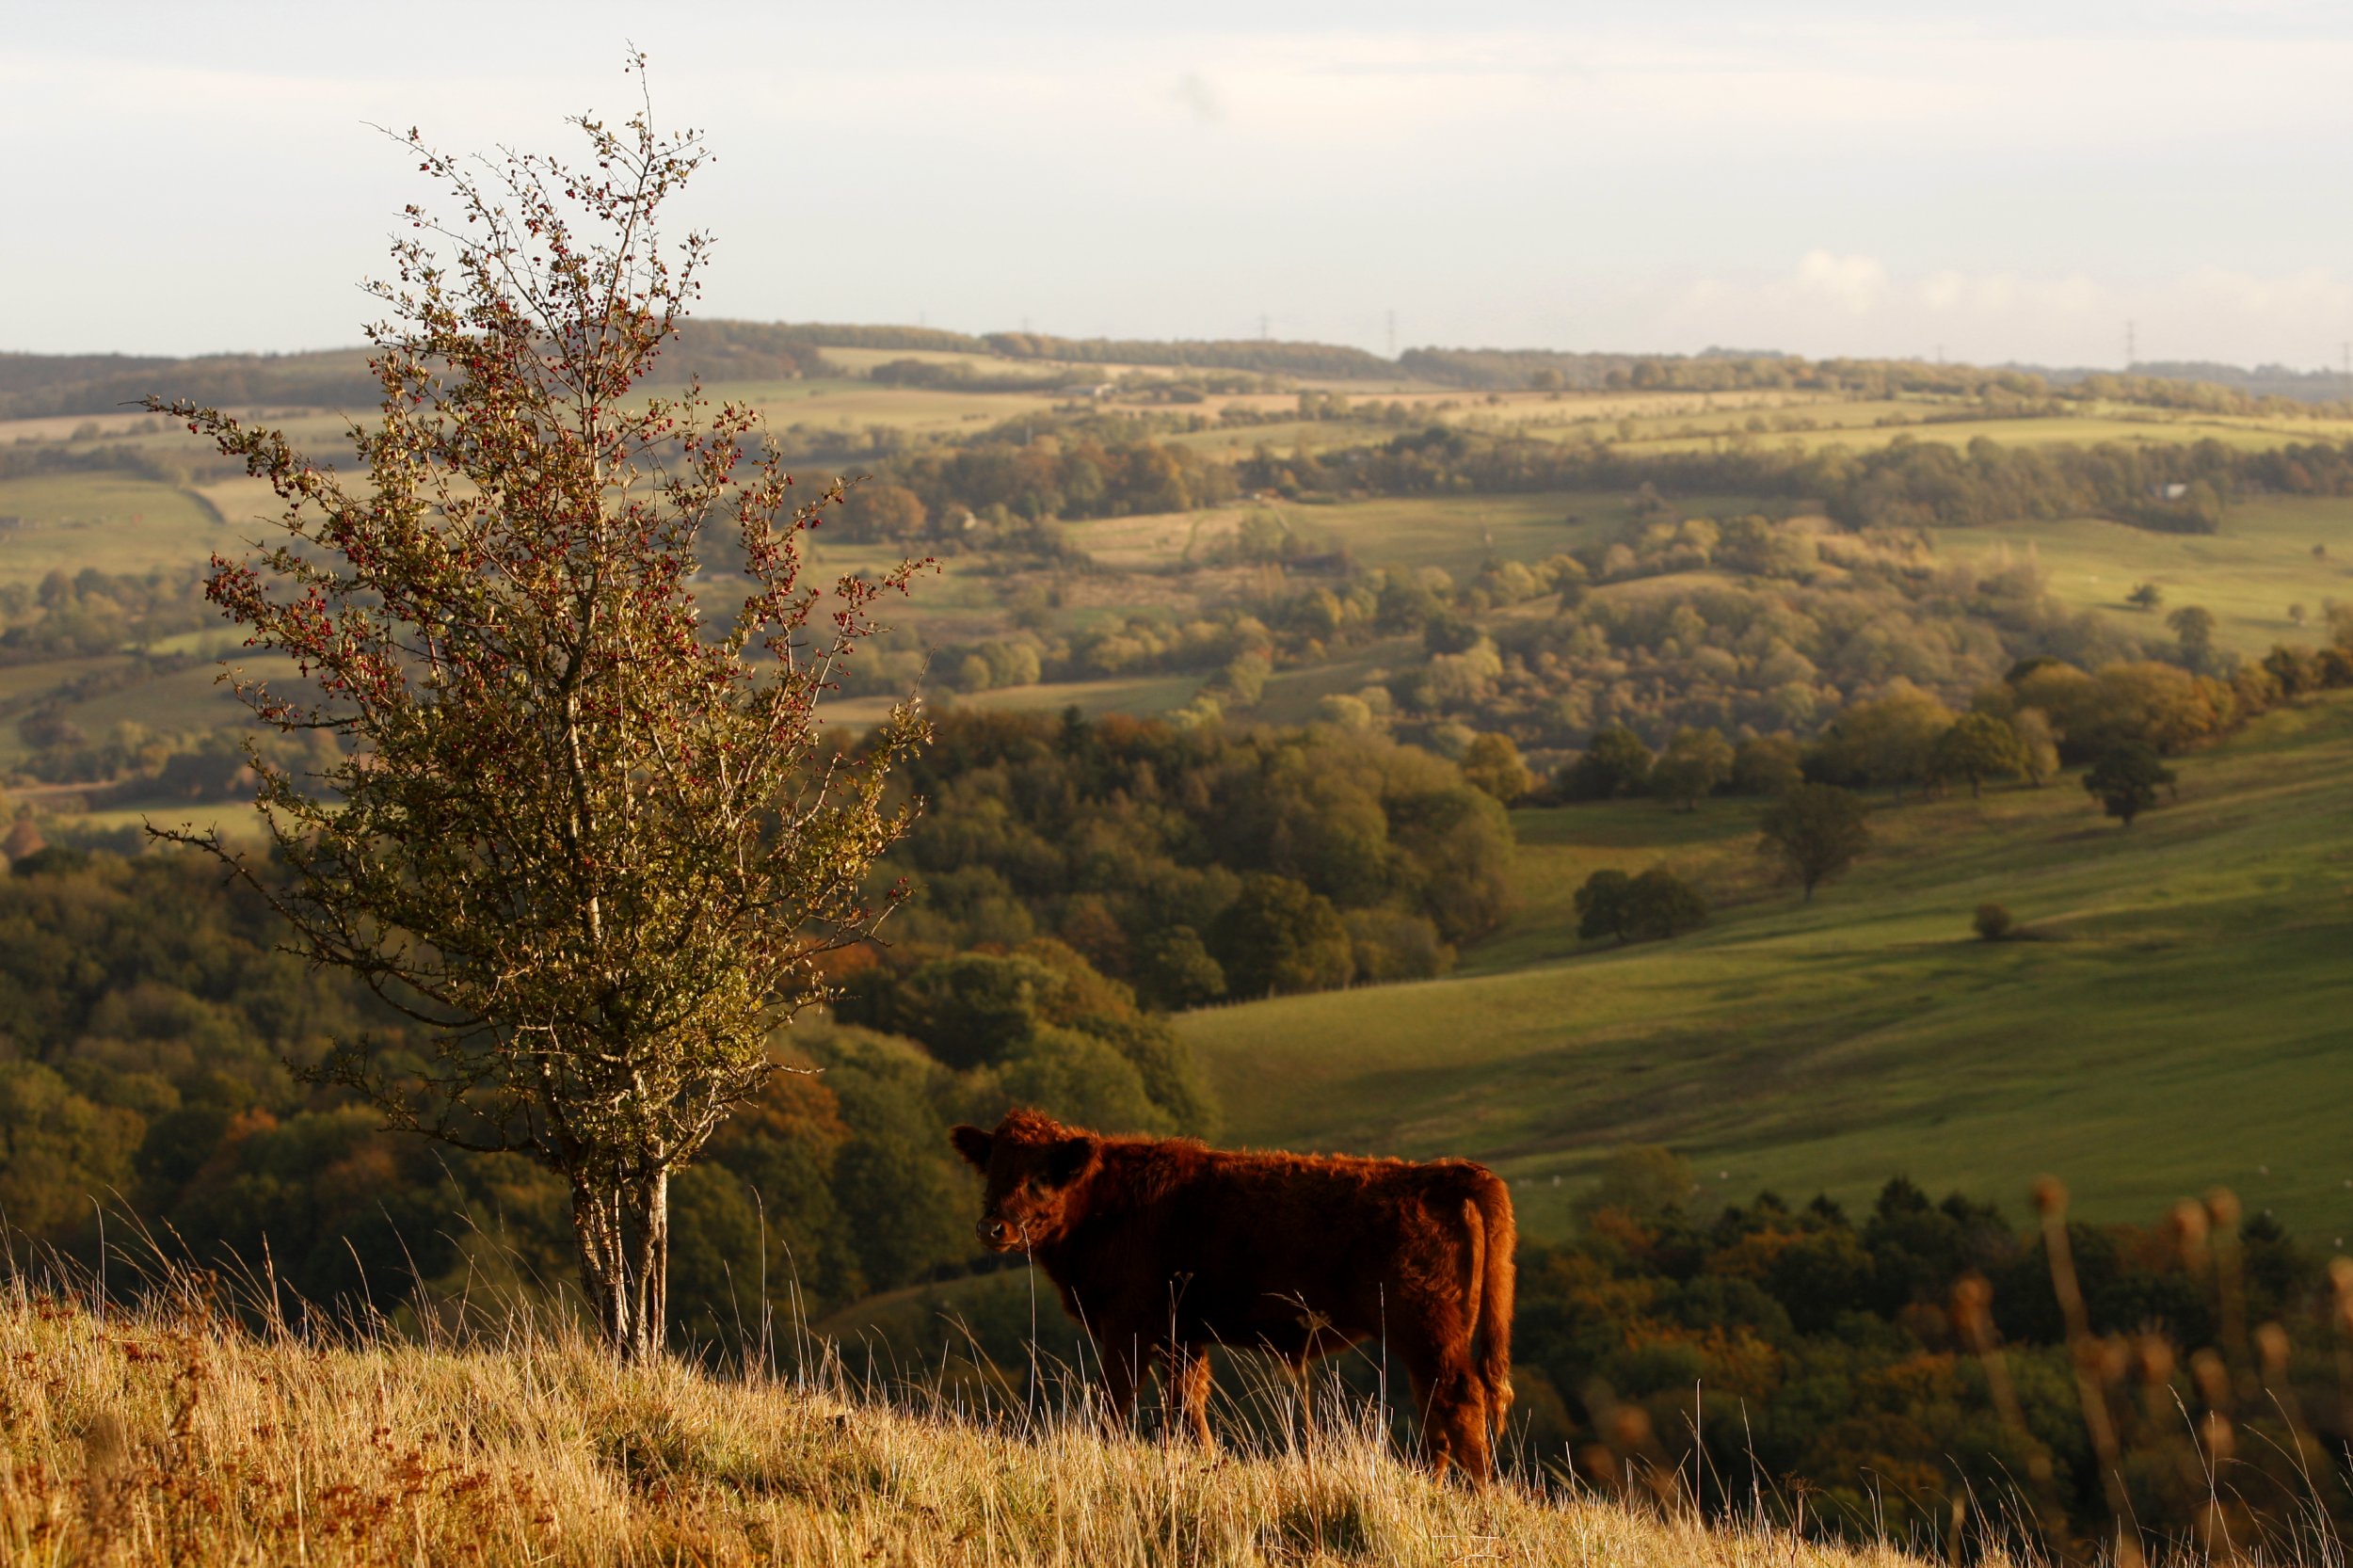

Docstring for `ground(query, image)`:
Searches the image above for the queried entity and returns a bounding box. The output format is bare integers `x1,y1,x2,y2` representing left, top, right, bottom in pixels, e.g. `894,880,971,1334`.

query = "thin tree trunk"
629,1169,670,1364
571,1172,671,1362
572,1182,629,1352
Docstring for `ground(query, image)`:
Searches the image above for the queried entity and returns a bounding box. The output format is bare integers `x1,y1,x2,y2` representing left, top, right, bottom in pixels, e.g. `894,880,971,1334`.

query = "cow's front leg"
1093,1319,1150,1428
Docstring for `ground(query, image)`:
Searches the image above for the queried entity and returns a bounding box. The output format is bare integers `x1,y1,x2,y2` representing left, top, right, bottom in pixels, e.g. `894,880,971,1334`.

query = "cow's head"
949,1109,1101,1253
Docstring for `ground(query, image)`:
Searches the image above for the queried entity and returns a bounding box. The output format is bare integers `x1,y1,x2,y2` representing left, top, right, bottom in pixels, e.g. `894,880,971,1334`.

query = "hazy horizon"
11,1,2353,369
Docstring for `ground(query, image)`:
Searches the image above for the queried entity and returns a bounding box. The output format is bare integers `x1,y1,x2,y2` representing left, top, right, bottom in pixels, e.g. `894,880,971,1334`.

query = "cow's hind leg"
1166,1343,1214,1447
1400,1333,1493,1483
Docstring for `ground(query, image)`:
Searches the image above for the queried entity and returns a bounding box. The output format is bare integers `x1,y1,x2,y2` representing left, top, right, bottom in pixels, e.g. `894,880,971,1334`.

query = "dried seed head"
1610,1406,1655,1450
2206,1189,2241,1230
80,1412,127,1477
2033,1176,2068,1217
2136,1336,2176,1384
2104,1338,2135,1384
2171,1200,2210,1261
2191,1348,2231,1407
2256,1321,2291,1375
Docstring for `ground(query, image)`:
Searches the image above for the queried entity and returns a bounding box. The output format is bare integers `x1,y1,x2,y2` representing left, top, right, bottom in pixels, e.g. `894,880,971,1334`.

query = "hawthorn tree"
150,69,927,1360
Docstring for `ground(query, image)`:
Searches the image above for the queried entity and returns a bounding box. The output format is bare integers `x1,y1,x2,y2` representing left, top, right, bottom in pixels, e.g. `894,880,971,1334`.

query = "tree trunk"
570,1169,671,1362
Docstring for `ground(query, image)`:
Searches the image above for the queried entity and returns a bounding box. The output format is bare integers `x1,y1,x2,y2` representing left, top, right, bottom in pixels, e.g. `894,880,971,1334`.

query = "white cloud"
1172,72,1226,124
1787,252,1889,315
1646,256,2353,367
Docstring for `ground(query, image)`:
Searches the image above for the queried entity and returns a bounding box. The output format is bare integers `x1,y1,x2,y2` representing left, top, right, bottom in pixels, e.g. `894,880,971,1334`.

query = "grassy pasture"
1070,491,1644,578
813,345,1035,376
1181,692,2353,1242
1162,391,2353,467
695,376,1068,442
0,651,130,710
1931,497,2353,656
0,473,222,585
0,654,298,771
824,671,1200,730
1625,408,2353,459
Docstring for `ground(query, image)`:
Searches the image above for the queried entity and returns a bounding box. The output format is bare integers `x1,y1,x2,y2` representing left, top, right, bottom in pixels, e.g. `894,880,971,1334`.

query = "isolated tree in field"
1929,712,2027,798
2126,582,2164,612
1573,870,1634,941
1758,784,1870,901
1574,866,1706,943
2167,604,2217,666
1650,726,1733,811
2083,743,2174,827
1621,867,1707,939
150,75,927,1361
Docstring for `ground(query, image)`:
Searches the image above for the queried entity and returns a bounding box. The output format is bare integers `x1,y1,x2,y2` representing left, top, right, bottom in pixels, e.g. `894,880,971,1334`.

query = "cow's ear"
1048,1135,1098,1187
949,1125,994,1169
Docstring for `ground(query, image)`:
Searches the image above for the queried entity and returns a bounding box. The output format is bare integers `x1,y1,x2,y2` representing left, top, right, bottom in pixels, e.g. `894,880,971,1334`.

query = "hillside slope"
0,1288,1936,1568
1184,694,2353,1240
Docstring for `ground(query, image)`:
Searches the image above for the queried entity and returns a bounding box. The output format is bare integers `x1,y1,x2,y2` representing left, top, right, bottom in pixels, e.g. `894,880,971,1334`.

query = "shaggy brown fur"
950,1109,1515,1480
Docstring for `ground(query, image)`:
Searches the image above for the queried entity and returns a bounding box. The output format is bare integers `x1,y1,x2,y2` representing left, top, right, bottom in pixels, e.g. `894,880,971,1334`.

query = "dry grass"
0,1274,1960,1568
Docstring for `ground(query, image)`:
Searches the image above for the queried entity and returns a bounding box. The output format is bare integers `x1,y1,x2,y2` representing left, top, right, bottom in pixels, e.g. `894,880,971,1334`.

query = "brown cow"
949,1108,1515,1480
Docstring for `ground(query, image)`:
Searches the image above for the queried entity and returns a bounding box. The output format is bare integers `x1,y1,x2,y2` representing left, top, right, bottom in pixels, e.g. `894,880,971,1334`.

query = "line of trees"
1241,424,2353,534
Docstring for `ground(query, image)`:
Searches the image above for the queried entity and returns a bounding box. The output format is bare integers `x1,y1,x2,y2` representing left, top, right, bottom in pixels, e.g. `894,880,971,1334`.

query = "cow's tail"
1463,1170,1515,1436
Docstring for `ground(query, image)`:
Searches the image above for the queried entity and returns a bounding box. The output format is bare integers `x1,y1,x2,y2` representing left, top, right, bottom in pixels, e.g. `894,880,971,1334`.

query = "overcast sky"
8,1,2352,367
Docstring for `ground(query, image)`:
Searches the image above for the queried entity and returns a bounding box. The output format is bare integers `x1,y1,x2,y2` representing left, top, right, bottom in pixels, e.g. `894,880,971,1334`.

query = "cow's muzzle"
976,1216,1017,1250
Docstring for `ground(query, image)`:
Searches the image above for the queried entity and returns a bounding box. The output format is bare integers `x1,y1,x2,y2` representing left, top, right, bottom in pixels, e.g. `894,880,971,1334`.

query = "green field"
0,474,224,585
824,669,1200,729
0,653,294,769
1932,496,2353,656
1071,490,1645,577
1181,692,2353,1242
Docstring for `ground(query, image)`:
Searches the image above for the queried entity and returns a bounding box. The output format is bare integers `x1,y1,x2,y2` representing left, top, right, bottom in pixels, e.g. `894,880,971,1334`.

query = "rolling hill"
1182,690,2353,1242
